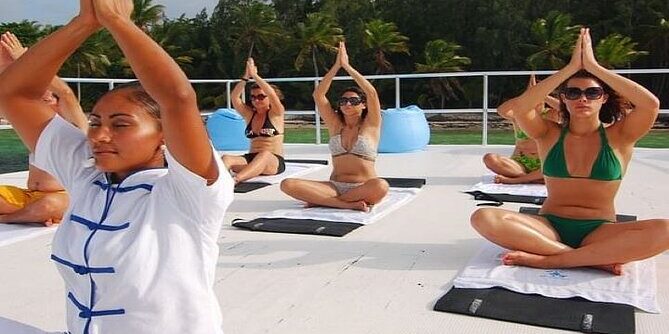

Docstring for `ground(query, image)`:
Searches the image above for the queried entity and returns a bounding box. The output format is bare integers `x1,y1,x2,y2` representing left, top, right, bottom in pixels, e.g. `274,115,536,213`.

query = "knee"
482,153,498,168
470,208,500,235
280,178,297,194
366,178,390,204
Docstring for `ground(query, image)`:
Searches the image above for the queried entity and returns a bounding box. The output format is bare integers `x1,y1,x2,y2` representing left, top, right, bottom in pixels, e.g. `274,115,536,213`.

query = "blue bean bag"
206,108,250,151
378,105,430,153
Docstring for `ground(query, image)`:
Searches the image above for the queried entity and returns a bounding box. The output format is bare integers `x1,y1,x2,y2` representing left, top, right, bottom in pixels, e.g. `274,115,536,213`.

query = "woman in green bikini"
471,28,669,275
483,74,560,184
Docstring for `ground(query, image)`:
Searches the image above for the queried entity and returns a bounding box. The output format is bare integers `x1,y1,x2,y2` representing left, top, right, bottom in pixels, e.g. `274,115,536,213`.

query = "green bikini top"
514,125,529,140
542,124,623,181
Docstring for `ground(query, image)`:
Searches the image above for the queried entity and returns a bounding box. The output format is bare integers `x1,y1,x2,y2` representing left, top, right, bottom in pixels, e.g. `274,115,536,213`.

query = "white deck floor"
1,144,668,333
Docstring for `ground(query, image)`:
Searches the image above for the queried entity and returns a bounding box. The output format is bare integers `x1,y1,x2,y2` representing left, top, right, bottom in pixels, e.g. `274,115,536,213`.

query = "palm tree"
642,17,669,98
294,12,344,77
132,0,165,32
362,19,409,74
595,33,648,69
228,2,285,58
415,39,471,108
524,11,581,70
59,30,113,100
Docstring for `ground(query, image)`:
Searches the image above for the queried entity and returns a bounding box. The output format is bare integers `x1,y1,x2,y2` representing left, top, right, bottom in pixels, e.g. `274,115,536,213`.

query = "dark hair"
246,83,284,109
335,86,368,123
99,81,161,122
559,70,627,125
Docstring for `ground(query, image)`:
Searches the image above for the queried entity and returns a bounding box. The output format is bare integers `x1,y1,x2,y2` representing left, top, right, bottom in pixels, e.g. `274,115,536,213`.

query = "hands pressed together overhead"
76,0,134,28
568,28,600,72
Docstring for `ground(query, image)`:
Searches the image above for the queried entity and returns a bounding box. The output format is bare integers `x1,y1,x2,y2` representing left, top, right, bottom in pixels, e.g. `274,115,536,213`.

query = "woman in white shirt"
0,1,233,333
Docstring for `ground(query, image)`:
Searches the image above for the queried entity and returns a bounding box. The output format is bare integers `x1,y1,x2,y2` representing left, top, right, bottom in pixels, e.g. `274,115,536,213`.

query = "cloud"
0,0,219,25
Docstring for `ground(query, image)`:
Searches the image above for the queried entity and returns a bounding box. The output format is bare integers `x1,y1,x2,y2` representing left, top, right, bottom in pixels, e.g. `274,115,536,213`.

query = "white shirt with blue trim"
34,115,234,334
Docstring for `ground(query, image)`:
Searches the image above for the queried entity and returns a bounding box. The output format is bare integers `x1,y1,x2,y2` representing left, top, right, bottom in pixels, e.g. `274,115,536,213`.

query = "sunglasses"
338,96,364,106
563,87,605,100
250,94,267,101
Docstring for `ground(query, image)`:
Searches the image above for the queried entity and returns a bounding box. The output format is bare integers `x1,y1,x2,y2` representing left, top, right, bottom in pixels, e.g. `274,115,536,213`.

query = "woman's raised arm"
312,52,341,126
0,0,99,151
338,42,381,128
94,0,217,181
246,58,284,116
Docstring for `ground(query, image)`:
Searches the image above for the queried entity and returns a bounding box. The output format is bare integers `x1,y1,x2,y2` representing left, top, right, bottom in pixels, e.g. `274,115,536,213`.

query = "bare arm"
312,57,340,127
581,29,659,142
0,2,99,151
48,77,88,131
95,0,217,182
0,32,88,132
231,78,253,121
246,58,284,116
339,42,381,129
514,30,585,139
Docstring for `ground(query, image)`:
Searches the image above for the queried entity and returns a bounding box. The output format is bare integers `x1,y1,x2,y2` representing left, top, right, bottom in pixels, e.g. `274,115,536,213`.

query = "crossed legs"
281,178,389,212
222,151,281,183
482,153,544,184
0,192,68,226
470,208,669,274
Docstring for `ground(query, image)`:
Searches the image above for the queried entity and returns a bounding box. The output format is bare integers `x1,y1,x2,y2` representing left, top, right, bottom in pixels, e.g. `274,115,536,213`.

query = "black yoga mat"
519,207,637,223
383,177,427,188
465,190,545,206
232,178,426,236
234,159,330,193
434,287,635,334
232,218,362,237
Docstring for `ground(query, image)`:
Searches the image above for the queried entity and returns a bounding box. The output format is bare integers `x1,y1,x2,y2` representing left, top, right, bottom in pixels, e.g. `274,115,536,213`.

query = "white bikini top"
328,133,377,161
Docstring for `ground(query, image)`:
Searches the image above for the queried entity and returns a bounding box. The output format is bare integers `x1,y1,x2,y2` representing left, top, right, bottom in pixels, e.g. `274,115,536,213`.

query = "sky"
0,0,220,25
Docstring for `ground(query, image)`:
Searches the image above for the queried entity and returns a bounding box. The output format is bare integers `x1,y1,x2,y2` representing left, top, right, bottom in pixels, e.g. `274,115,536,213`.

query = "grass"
2,127,668,174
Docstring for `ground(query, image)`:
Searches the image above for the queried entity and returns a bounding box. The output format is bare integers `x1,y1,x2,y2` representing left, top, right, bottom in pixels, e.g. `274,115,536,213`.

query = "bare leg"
233,151,280,183
495,169,545,184
470,208,569,255
0,196,19,214
280,178,368,211
337,178,390,205
483,153,525,178
0,192,68,226
503,219,669,275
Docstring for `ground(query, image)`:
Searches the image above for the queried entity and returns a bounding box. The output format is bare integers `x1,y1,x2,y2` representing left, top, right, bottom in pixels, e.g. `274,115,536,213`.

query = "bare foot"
347,201,369,212
502,251,549,268
495,175,524,184
503,251,624,275
304,202,319,208
591,263,623,275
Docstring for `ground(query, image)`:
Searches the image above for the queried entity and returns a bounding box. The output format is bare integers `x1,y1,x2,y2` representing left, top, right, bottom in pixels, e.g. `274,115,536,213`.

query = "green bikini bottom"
541,214,610,248
512,154,541,172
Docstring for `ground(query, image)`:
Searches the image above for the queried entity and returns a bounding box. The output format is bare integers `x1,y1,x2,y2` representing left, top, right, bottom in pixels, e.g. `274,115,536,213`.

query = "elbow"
168,86,197,107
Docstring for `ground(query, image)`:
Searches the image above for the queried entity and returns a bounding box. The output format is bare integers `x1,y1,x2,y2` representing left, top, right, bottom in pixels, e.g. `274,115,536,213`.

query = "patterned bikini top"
328,133,377,161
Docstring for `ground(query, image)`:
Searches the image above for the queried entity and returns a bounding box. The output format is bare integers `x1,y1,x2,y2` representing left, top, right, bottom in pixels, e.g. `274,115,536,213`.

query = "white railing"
60,69,669,145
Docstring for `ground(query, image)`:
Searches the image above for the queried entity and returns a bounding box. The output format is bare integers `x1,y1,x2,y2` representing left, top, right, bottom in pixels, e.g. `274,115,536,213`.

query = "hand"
567,28,584,71
339,41,350,68
92,0,134,28
75,0,101,28
582,28,599,71
0,32,27,60
0,40,13,67
246,58,258,78
528,73,536,87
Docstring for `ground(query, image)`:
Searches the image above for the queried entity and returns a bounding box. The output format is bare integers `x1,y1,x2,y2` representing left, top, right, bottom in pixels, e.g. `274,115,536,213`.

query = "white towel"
244,162,327,184
453,241,659,313
0,316,62,334
0,223,56,248
467,179,547,197
259,187,421,225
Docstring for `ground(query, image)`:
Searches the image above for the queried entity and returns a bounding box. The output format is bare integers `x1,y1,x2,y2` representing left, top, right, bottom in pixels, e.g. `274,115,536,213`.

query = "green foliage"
132,0,166,31
3,0,669,110
524,11,581,70
595,33,648,69
293,12,344,76
363,19,409,74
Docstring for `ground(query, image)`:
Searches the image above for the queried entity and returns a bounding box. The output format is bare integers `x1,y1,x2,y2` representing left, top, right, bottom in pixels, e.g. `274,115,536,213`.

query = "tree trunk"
77,63,82,102
248,40,255,58
312,48,319,77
